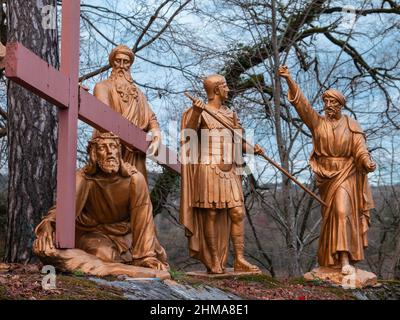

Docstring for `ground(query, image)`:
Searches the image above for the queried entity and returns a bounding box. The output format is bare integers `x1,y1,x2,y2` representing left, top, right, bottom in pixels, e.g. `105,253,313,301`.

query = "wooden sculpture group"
30,45,377,287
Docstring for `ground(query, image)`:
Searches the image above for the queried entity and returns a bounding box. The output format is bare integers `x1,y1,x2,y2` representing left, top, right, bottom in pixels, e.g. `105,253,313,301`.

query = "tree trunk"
271,0,301,277
5,0,59,262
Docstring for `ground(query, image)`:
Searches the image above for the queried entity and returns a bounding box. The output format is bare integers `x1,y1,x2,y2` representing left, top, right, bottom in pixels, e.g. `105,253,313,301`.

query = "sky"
2,0,398,185
74,0,400,185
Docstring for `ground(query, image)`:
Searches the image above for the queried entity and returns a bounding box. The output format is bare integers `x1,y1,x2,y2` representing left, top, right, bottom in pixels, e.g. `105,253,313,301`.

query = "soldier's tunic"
180,105,245,270
192,108,244,209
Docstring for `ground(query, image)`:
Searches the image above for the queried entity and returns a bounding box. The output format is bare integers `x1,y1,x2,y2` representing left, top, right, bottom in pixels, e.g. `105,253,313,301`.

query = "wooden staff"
184,91,327,207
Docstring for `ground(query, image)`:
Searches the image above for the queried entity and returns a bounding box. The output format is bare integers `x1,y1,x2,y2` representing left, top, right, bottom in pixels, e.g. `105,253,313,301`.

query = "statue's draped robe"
288,84,374,266
35,166,168,268
180,106,245,271
93,78,160,181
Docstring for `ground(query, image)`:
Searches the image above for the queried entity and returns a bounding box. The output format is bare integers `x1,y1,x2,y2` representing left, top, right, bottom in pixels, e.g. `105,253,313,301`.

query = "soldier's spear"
184,91,327,207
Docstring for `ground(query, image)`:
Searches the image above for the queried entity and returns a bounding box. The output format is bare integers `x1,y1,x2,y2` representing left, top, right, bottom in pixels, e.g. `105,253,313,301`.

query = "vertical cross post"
5,0,181,249
55,0,81,248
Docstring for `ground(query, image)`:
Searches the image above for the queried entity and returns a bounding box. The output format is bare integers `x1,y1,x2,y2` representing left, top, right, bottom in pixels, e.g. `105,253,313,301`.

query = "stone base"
186,268,262,279
304,267,377,289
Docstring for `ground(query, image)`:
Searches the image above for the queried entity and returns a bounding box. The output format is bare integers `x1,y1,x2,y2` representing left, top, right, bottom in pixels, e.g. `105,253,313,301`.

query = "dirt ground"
0,263,125,300
0,263,376,300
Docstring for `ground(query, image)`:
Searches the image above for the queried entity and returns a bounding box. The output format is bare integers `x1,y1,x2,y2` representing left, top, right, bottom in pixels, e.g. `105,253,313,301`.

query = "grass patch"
72,270,85,277
235,274,281,288
289,277,325,286
169,269,187,280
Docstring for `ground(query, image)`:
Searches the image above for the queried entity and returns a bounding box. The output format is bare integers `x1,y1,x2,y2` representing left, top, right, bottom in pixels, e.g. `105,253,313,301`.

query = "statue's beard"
98,157,120,174
324,106,340,119
111,68,133,84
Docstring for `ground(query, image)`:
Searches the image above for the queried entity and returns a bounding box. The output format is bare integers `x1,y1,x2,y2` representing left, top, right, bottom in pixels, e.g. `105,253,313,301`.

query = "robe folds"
288,84,374,266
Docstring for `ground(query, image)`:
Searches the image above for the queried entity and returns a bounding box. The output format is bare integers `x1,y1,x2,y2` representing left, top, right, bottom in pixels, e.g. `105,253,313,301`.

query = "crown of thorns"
88,132,120,151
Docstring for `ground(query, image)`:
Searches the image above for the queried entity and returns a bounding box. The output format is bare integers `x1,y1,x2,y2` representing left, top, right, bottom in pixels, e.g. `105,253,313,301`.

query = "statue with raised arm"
92,45,161,182
180,74,263,275
32,133,169,279
279,65,377,286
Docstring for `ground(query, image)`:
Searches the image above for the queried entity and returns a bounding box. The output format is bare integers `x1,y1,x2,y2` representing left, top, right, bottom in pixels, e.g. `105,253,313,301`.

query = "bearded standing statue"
33,133,169,279
180,74,263,275
279,65,377,287
92,45,161,182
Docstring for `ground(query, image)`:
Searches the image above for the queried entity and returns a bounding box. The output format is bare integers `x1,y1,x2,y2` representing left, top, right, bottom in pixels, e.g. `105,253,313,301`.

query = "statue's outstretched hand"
278,65,290,78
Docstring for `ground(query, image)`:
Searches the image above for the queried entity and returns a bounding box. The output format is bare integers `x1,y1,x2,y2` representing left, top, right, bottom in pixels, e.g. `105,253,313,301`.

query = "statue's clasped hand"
253,144,264,156
193,98,206,113
365,160,376,173
147,133,161,157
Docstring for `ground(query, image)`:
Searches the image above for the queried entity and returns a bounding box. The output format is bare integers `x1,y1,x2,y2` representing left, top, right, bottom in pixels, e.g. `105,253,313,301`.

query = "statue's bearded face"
113,53,131,72
95,139,121,174
323,97,342,119
111,53,133,83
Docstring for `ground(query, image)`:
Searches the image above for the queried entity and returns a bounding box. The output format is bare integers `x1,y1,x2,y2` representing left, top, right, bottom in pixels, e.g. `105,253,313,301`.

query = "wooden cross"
4,1,180,248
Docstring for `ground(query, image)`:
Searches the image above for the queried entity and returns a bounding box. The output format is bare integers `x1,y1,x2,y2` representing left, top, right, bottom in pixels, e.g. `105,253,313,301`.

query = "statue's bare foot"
208,265,224,274
234,257,260,272
341,264,355,275
139,257,167,271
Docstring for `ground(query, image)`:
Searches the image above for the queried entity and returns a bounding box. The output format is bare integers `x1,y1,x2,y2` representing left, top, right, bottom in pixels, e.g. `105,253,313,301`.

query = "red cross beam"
4,0,180,249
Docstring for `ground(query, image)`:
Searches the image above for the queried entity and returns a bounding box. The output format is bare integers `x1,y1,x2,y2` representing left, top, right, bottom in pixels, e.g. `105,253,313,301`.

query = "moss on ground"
47,275,126,300
169,269,187,281
234,274,281,288
289,277,325,286
0,285,8,300
0,270,126,300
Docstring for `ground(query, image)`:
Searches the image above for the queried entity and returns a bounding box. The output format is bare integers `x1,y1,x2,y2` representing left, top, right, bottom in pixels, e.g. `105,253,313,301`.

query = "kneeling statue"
33,133,169,279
